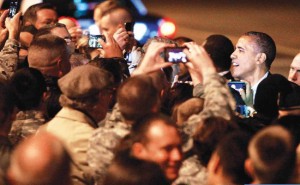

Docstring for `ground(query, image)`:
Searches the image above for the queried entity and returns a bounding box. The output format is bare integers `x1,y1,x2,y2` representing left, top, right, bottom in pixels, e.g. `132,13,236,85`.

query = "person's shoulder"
90,122,130,147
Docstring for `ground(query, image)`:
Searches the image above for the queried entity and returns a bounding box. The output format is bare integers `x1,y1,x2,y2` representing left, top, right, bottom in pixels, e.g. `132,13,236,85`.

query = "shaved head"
7,132,71,185
100,7,133,36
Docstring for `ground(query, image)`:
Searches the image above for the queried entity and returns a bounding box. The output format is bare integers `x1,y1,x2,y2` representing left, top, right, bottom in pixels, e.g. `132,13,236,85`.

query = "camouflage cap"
58,64,114,99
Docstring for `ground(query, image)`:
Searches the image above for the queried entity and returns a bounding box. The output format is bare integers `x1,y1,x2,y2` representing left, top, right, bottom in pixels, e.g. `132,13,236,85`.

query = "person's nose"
230,51,236,59
170,147,182,162
290,70,298,81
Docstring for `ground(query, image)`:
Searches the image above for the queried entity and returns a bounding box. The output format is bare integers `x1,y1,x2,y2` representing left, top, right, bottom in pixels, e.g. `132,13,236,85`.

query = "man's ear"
132,142,146,159
209,153,221,174
255,53,267,64
245,158,254,178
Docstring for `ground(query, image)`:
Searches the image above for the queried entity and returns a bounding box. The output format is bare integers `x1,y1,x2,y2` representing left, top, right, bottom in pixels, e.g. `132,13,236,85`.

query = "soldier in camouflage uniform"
132,42,235,185
87,74,161,184
8,68,47,146
173,42,235,185
0,10,21,81
9,110,45,146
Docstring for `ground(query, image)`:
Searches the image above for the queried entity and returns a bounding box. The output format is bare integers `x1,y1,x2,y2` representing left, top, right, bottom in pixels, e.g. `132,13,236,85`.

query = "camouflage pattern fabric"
0,39,19,80
9,110,46,146
182,73,235,137
174,155,207,185
176,74,235,185
87,104,131,185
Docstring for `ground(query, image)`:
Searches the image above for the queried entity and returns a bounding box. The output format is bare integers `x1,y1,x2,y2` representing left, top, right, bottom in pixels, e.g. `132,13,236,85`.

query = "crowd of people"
0,1,299,185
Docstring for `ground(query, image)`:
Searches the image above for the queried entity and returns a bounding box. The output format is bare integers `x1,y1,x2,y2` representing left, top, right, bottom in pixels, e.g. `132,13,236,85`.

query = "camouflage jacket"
9,110,46,146
87,104,131,185
182,73,235,138
0,39,19,80
173,155,207,185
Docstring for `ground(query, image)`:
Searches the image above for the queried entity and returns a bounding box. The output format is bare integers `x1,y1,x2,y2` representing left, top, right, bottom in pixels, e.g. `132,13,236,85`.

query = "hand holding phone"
88,35,106,49
164,47,188,63
124,22,135,32
8,0,21,18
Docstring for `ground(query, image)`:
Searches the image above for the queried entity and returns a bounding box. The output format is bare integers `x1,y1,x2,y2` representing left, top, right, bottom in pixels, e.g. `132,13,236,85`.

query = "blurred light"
77,3,88,11
158,19,176,38
73,0,82,3
134,23,147,41
131,0,147,15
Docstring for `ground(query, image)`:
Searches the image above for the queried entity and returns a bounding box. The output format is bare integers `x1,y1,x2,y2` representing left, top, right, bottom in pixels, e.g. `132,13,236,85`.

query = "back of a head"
249,125,296,184
102,6,133,26
216,131,252,184
6,132,71,185
94,0,118,21
203,34,234,72
89,58,125,85
193,116,238,166
117,75,159,121
103,154,170,185
28,34,70,76
23,3,57,27
10,68,46,111
173,36,193,46
243,31,276,69
175,97,204,124
34,22,68,39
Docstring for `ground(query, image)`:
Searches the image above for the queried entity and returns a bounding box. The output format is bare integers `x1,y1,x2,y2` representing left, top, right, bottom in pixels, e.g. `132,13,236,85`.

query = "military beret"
58,65,114,99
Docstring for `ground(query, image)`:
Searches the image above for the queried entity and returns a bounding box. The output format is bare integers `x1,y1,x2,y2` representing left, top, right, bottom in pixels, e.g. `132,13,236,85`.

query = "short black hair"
243,31,276,69
10,68,46,110
203,34,234,71
216,131,252,184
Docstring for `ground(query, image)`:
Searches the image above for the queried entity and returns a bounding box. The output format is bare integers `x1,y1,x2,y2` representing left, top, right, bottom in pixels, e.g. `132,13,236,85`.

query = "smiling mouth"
232,62,239,67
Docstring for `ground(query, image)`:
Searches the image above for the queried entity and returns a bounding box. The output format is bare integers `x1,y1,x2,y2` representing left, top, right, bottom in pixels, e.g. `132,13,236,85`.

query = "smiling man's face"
230,36,260,82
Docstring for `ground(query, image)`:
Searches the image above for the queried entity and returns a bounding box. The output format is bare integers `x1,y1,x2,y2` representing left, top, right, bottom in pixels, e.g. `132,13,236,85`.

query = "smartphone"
228,81,246,91
88,35,105,49
124,22,135,32
236,105,248,117
164,47,188,63
8,0,21,18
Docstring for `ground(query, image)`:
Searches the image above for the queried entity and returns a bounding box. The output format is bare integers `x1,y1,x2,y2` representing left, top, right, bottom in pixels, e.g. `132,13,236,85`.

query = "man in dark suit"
230,31,276,105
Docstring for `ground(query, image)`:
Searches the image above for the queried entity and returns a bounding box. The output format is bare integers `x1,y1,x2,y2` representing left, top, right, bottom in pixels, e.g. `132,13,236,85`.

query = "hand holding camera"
132,42,173,76
183,42,216,85
164,47,188,63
